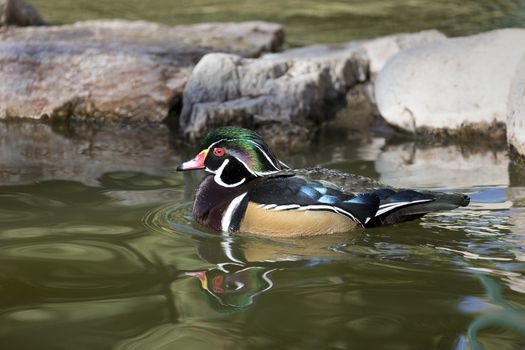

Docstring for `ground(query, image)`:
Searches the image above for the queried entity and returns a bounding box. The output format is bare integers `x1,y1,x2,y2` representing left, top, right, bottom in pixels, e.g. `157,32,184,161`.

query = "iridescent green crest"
202,127,283,174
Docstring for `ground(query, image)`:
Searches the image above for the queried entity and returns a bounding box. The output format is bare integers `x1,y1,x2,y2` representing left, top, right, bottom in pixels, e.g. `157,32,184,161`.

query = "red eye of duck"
213,147,225,157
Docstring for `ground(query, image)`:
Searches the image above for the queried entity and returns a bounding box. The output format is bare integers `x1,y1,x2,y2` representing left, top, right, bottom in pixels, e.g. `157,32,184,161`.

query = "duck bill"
185,271,208,290
177,150,208,171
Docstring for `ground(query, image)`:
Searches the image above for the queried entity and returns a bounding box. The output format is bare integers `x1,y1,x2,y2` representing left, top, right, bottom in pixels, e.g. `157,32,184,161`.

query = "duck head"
177,127,288,187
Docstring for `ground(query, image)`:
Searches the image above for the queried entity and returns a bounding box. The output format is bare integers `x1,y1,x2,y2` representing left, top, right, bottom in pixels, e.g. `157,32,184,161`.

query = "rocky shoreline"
1,0,525,159
0,18,283,123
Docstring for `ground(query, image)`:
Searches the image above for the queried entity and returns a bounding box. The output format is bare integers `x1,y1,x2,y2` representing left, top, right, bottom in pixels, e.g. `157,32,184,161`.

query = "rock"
375,28,525,135
0,0,46,26
165,21,284,58
0,20,284,122
179,51,359,148
180,30,445,147
0,20,283,58
328,83,378,136
358,29,446,77
0,41,195,122
507,53,525,159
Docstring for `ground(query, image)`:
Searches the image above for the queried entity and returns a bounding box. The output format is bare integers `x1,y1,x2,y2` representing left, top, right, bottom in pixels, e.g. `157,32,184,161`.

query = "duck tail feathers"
366,189,470,227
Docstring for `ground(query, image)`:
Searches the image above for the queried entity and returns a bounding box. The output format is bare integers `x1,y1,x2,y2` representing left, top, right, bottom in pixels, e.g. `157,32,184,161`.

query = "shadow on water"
1,121,525,349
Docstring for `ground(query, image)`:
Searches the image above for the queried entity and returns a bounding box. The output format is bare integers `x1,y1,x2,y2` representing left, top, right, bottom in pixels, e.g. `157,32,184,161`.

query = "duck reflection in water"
185,233,337,310
186,265,275,309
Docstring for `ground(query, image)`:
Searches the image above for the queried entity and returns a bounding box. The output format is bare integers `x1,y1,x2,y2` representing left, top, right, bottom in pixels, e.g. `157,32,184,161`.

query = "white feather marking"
235,157,280,177
206,138,281,177
293,204,361,225
214,159,246,188
271,204,301,211
206,139,226,151
278,160,291,169
248,140,280,171
221,192,248,232
375,199,433,217
254,169,281,176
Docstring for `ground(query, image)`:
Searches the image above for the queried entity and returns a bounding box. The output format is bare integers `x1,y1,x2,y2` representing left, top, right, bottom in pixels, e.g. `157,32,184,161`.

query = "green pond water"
0,122,525,349
28,0,525,46
3,1,525,349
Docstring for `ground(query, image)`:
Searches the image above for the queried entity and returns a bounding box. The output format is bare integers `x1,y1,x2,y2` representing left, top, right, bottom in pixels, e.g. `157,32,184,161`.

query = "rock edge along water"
2,0,525,159
0,18,284,122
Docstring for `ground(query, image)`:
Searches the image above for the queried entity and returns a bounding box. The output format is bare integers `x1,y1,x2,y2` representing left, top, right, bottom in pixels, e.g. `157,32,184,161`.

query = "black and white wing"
247,177,380,226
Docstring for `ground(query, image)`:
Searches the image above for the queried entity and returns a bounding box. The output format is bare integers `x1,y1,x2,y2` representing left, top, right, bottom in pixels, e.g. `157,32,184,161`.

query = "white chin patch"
214,159,246,188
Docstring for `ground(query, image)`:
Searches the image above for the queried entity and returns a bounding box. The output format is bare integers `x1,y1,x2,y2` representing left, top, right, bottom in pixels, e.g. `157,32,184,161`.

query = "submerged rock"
179,30,445,147
0,20,284,122
0,0,46,27
507,54,525,160
375,28,525,136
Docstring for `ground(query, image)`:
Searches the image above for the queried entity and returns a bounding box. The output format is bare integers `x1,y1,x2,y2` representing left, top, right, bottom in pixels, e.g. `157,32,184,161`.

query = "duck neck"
193,175,256,231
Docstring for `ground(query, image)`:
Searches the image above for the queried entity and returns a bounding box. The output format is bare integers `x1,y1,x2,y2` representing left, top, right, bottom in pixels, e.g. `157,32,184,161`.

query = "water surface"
0,123,524,349
6,2,525,348
28,0,525,46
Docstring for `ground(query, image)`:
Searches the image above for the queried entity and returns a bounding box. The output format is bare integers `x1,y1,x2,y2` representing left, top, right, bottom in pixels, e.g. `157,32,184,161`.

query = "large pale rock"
263,30,445,77
375,29,525,133
180,30,445,145
0,0,46,26
0,20,284,122
359,30,446,77
507,54,525,158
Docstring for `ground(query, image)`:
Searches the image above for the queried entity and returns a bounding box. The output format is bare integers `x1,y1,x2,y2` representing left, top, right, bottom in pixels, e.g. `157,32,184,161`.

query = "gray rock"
507,53,525,159
179,51,359,147
0,20,284,122
0,19,283,58
375,28,525,135
179,30,445,147
0,0,46,26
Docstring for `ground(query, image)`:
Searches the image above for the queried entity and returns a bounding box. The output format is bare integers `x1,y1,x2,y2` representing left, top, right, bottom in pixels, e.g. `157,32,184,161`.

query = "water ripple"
1,225,136,239
142,202,213,239
0,208,40,222
435,247,514,261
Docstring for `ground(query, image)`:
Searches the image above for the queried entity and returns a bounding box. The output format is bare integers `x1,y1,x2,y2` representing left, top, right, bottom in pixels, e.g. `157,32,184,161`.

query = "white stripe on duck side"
375,199,433,217
257,203,363,225
221,192,248,232
257,204,277,209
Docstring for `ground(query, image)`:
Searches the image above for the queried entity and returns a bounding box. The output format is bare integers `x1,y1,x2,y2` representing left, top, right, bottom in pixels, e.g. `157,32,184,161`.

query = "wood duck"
177,127,470,237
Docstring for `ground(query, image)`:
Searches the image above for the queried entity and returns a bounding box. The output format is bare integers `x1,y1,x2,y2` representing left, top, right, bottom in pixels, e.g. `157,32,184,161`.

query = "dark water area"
28,0,525,46
0,121,525,349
